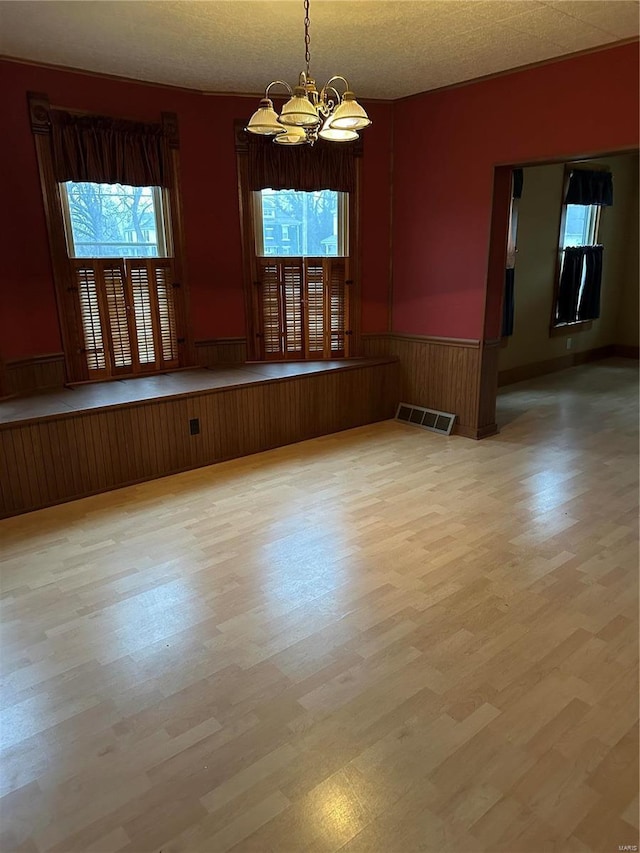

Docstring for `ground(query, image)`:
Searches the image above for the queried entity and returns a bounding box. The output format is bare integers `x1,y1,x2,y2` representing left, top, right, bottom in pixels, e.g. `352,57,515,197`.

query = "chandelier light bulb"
279,86,321,128
274,125,308,145
329,92,372,131
246,98,286,136
318,116,359,143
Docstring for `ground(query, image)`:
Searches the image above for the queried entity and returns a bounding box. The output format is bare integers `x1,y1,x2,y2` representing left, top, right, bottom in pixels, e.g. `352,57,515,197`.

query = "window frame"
28,93,194,382
549,165,605,336
235,120,362,362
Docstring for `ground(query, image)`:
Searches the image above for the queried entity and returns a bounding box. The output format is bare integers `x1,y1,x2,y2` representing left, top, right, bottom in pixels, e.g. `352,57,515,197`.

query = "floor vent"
395,403,456,436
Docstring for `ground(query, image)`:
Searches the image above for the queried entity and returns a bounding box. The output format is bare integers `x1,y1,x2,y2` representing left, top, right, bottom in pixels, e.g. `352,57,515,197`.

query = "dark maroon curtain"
246,133,359,193
51,111,169,187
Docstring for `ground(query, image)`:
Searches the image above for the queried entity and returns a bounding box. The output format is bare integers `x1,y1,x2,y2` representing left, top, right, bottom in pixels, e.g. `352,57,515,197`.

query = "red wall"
392,42,640,340
0,60,393,359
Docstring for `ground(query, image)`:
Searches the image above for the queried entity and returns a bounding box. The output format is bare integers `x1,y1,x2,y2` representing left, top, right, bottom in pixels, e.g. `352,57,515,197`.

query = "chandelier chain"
303,0,311,78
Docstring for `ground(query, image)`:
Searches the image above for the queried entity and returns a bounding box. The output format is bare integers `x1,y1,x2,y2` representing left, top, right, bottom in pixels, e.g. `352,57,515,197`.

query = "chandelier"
245,0,371,146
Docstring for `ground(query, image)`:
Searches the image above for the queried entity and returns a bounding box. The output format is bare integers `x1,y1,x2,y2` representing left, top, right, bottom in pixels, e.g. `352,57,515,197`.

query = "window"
28,95,190,382
61,182,169,258
249,189,351,359
61,182,179,377
552,166,611,330
561,204,600,249
236,123,361,361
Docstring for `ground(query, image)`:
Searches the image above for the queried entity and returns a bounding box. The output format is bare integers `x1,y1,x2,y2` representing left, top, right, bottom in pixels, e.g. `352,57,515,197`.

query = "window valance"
245,132,361,194
51,110,170,187
565,169,613,207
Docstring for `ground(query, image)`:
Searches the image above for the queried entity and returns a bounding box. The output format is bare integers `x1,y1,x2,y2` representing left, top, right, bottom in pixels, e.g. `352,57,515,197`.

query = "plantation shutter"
73,262,108,374
305,260,325,356
129,260,158,367
101,260,133,372
256,257,349,360
70,258,179,377
154,261,179,364
257,260,282,357
283,260,303,355
327,257,348,358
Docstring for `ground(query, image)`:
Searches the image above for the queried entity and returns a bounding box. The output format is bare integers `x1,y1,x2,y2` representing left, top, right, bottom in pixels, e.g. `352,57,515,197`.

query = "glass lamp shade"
274,125,308,146
246,98,286,136
329,92,371,131
318,116,358,142
279,86,321,128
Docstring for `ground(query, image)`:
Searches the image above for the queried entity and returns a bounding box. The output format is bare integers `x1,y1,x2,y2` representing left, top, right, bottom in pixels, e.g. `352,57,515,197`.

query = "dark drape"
566,169,613,206
556,247,585,324
247,134,358,193
578,245,604,321
501,169,523,337
557,245,604,324
501,267,515,337
51,111,169,187
512,168,523,199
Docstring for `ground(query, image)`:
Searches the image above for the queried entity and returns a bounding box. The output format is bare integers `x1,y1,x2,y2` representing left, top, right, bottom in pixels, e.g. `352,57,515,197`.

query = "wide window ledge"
549,321,593,338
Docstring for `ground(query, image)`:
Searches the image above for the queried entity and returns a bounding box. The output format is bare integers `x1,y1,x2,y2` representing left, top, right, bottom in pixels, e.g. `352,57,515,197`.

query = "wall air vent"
395,403,456,436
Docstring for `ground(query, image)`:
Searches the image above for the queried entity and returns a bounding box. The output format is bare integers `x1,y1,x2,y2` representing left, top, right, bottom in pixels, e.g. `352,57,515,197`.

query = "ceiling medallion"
245,0,371,146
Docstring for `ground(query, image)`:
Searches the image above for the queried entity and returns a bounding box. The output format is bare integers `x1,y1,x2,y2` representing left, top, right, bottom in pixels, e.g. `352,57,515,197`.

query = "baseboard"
498,345,616,387
613,344,640,359
453,422,499,440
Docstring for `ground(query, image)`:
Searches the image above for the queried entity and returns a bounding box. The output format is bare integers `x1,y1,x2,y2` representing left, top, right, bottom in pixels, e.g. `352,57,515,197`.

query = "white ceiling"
0,1,637,100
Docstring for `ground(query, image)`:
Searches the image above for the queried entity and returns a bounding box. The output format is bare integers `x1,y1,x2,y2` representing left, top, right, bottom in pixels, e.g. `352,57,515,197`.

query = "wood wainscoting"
194,338,248,366
4,353,66,397
390,335,488,439
361,333,392,358
0,359,399,518
364,333,498,438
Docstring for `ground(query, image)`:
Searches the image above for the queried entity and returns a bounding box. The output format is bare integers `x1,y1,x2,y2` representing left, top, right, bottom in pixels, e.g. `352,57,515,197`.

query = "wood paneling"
476,339,501,439
387,334,481,436
195,337,248,365
361,333,391,358
5,353,66,396
0,359,399,517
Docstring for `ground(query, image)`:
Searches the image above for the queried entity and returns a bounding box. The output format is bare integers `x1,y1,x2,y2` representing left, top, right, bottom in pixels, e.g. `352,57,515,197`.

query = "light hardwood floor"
1,359,638,853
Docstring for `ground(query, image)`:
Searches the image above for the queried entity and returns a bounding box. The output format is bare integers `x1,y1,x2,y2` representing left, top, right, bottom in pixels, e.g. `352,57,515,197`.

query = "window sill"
549,321,593,338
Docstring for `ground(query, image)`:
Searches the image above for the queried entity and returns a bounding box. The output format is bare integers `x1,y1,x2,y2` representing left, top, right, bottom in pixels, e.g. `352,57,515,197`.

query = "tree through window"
61,182,168,258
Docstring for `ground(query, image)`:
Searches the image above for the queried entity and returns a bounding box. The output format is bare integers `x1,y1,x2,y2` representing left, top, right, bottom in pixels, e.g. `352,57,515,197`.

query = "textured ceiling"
0,1,638,99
